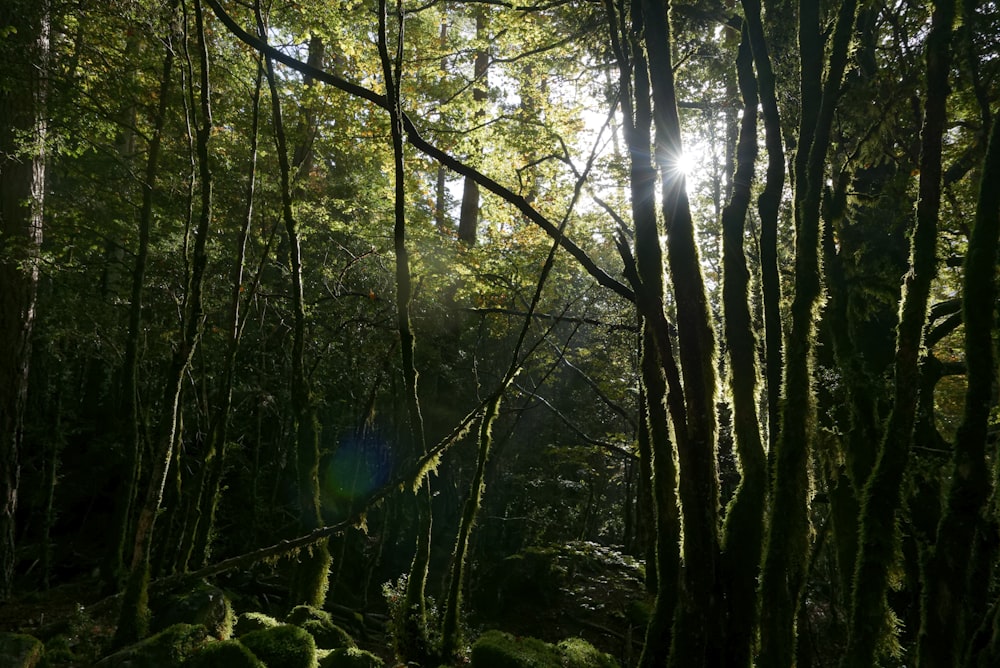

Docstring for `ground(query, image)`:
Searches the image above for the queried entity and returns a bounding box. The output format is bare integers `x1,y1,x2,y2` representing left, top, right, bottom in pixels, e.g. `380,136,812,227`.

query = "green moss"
470,630,561,668
235,612,280,637
317,646,385,668
556,638,619,668
41,635,76,666
153,582,234,640
285,606,356,650
286,605,331,626
0,632,44,667
240,624,317,668
94,623,208,667
185,639,266,667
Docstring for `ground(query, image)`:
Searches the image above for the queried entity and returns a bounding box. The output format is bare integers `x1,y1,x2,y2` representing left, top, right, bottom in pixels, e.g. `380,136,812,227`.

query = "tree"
0,0,49,603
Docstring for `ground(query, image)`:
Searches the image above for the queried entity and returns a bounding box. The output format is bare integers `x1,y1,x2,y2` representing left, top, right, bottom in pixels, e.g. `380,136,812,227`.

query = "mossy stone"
152,581,234,640
470,630,561,668
235,612,280,637
285,606,355,650
93,623,209,667
317,646,384,668
0,632,44,668
556,638,619,668
185,639,266,668
41,635,76,666
240,624,317,668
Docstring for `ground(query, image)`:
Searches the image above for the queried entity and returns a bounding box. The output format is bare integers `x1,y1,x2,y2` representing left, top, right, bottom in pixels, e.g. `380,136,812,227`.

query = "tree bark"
114,0,214,644
458,9,489,245
844,0,955,662
719,26,766,668
0,0,48,603
916,91,999,668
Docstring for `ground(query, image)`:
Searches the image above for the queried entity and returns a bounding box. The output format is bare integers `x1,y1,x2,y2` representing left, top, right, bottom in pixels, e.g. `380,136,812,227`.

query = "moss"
0,632,44,667
470,630,561,668
41,635,76,666
317,646,385,668
556,638,620,668
185,639,266,668
153,581,234,640
235,612,280,637
285,605,356,650
94,623,208,667
239,624,317,668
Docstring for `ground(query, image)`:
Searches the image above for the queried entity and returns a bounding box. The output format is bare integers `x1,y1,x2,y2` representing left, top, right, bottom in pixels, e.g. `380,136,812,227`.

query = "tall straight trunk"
378,1,434,662
640,0,721,664
257,7,331,606
107,16,176,589
719,27,766,668
739,0,784,454
186,62,264,570
844,0,954,663
114,0,215,644
759,0,857,661
918,111,1000,668
603,0,681,662
0,0,48,601
458,9,489,245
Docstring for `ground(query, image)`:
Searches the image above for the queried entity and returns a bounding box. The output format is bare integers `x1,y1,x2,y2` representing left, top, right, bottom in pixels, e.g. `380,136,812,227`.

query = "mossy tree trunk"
843,0,955,662
185,61,264,571
916,93,999,668
106,11,177,589
739,0,784,456
758,0,858,661
377,2,434,662
604,0,681,662
718,26,767,668
257,7,332,607
641,0,722,664
114,0,215,645
0,0,48,602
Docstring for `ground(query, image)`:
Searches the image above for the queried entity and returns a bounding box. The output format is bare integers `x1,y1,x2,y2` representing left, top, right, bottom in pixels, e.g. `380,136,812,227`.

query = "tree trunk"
844,0,954,662
916,82,998,668
718,26,767,668
106,14,177,590
114,0,214,644
258,13,332,607
458,9,489,245
0,0,48,603
759,0,857,661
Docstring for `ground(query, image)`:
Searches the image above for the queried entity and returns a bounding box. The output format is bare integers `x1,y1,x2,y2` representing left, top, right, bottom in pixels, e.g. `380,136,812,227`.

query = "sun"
667,149,697,176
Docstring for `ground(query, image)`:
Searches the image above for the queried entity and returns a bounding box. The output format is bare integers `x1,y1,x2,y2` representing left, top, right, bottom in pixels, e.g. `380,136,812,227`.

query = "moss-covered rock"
317,646,384,668
239,624,317,668
185,639,266,668
93,623,209,667
41,635,76,666
556,638,620,668
235,612,280,637
470,630,562,668
0,632,44,668
152,581,234,640
285,606,355,650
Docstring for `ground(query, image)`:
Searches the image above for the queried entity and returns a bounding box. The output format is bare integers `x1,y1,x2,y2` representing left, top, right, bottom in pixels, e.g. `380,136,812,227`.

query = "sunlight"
667,149,697,176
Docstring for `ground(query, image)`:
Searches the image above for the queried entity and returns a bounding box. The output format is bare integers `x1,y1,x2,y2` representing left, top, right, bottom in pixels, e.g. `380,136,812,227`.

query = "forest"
0,0,998,665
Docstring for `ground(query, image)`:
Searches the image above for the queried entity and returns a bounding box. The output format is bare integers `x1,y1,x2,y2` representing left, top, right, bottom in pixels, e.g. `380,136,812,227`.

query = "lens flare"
320,436,392,516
